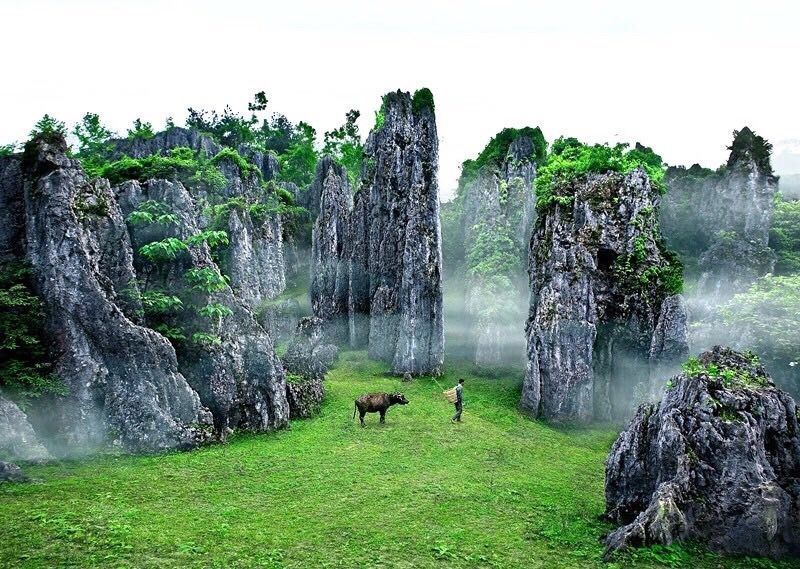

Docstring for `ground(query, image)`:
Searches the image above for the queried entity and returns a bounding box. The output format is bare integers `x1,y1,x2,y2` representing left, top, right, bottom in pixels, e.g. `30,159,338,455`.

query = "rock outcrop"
115,177,289,436
282,317,338,382
0,131,296,458
310,157,351,343
0,393,51,462
281,317,337,419
0,461,29,483
604,347,800,559
20,135,214,454
309,89,444,375
661,127,778,306
352,90,444,375
522,169,688,422
450,127,543,365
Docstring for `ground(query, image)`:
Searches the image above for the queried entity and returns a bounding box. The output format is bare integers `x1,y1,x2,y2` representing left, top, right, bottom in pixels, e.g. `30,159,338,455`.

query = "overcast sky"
1,0,798,200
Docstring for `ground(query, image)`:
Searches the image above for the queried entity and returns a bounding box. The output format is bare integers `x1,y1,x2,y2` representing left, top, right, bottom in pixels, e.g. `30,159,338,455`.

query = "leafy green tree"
73,113,115,177
127,118,155,140
29,114,67,140
278,122,318,187
323,109,363,189
0,262,65,402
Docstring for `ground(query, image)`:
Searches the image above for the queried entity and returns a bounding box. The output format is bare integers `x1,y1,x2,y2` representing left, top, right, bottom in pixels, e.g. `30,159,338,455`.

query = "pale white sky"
1,0,799,200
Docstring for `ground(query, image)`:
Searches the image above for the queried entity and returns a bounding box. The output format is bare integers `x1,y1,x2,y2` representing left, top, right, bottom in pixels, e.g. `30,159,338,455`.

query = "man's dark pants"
452,402,462,422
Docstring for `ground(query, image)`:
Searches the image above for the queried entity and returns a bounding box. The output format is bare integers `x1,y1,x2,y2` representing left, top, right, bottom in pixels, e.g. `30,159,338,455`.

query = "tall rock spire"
310,89,444,375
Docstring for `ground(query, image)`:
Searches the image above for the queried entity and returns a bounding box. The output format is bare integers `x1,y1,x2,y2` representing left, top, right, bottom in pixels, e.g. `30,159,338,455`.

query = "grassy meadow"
0,352,793,568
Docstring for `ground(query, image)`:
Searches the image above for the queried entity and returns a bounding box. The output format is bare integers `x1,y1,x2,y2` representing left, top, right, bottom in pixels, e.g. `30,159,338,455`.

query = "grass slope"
0,353,791,568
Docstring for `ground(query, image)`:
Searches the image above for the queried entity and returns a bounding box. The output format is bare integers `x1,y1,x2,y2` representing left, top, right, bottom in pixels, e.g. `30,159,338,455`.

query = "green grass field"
0,352,793,568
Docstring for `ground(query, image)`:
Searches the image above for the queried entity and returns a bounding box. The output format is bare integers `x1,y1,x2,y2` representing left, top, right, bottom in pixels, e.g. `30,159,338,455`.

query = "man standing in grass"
451,378,465,423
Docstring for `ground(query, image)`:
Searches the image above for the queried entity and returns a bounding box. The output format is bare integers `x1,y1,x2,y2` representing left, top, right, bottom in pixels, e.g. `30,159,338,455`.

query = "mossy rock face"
605,346,800,559
523,168,687,422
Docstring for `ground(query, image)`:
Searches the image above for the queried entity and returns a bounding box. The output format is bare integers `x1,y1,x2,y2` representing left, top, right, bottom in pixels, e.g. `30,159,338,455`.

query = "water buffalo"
353,392,409,426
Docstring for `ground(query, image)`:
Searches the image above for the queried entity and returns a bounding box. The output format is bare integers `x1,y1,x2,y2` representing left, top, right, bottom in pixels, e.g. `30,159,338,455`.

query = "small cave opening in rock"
597,248,618,273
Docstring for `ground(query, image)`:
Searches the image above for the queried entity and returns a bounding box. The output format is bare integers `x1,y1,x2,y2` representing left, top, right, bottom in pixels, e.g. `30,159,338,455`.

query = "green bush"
0,262,65,402
127,118,155,140
126,200,179,227
139,238,189,263
184,267,229,293
211,147,261,180
411,87,435,113
100,147,227,191
535,139,666,210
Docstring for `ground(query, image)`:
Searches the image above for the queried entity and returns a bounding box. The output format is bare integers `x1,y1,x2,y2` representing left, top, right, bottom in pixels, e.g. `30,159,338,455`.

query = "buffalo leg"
359,410,366,427
379,410,386,424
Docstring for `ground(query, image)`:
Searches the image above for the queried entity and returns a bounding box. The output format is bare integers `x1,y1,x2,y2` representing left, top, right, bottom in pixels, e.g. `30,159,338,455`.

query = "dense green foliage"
411,87,435,113
0,354,782,568
0,262,64,403
323,109,364,190
680,352,768,389
535,139,666,210
72,113,115,178
28,114,67,142
726,127,773,174
721,275,800,371
186,91,320,187
769,198,800,275
127,118,155,141
99,147,228,191
276,122,317,187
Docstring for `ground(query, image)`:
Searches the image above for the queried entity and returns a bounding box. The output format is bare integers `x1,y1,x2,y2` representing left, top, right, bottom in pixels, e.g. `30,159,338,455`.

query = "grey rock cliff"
310,90,444,375
20,135,213,454
522,169,688,422
456,130,540,366
115,178,289,436
604,346,800,559
661,127,778,307
359,90,444,375
310,157,352,343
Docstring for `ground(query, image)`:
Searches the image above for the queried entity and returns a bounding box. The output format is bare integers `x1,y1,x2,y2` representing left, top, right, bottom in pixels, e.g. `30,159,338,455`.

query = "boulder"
0,394,51,462
0,461,29,483
604,346,800,559
285,376,325,419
